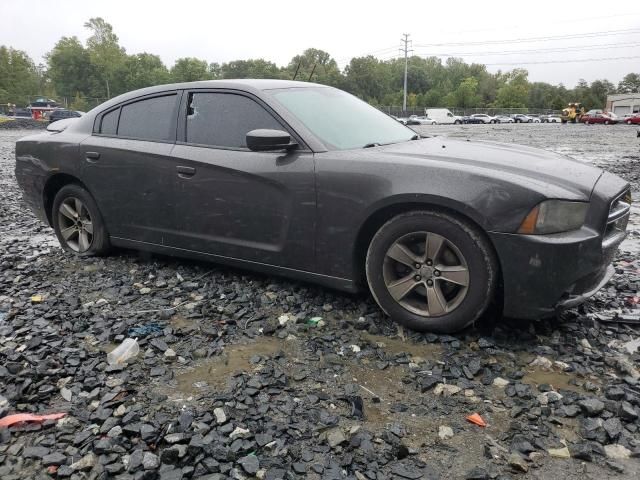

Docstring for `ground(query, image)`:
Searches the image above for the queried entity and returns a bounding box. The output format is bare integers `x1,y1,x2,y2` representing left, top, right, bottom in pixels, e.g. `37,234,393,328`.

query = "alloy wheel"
382,231,469,317
57,197,94,252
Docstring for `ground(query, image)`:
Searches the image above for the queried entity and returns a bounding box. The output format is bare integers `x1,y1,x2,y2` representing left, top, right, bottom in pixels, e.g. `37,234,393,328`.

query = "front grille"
603,188,631,248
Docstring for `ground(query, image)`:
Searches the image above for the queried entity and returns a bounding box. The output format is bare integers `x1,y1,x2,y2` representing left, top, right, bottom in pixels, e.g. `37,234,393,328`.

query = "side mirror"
246,129,298,152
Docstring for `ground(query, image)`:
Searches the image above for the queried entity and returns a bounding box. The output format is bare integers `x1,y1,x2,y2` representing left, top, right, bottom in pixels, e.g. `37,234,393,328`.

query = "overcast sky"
2,0,639,87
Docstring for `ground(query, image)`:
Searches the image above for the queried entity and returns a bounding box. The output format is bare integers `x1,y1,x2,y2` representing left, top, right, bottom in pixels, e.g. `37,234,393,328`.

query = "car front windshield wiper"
363,142,381,148
410,134,421,140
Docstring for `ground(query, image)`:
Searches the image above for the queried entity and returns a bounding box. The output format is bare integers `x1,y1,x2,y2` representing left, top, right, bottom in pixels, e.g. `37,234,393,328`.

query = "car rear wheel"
52,184,110,256
627,120,632,125
604,120,610,125
365,210,497,333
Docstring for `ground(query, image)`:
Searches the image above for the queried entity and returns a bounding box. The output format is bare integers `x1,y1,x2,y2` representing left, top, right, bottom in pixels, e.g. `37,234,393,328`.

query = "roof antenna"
307,63,317,82
292,61,301,80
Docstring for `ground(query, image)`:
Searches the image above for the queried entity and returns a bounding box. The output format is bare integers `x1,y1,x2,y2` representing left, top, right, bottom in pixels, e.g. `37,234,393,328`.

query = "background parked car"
528,115,542,123
469,113,497,124
580,112,618,125
9,108,32,118
495,115,514,123
461,115,484,124
512,114,533,123
622,113,640,125
49,109,83,123
540,114,561,123
406,115,436,125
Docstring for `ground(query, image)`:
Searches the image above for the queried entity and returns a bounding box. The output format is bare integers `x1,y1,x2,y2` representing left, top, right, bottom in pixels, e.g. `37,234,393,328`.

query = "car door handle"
85,151,100,161
176,165,196,178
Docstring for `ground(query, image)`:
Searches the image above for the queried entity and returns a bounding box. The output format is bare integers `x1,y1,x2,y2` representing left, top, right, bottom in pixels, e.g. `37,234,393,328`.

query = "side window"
118,94,177,141
100,108,119,135
186,92,283,148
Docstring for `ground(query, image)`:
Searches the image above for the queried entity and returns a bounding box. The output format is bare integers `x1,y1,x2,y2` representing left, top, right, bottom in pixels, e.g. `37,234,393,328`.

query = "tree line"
1,17,639,112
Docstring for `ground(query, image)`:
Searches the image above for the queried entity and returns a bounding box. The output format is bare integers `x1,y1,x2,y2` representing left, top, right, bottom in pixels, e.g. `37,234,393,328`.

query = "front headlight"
518,200,589,234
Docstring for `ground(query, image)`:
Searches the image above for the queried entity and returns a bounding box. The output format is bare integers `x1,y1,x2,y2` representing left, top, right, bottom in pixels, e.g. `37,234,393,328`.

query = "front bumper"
555,265,614,310
489,172,630,320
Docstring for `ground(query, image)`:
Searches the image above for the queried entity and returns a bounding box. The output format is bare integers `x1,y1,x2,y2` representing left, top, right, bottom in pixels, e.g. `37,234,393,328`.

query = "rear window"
117,94,177,141
100,109,119,135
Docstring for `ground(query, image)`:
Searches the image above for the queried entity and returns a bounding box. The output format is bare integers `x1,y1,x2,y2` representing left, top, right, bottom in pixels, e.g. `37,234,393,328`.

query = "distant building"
605,93,640,115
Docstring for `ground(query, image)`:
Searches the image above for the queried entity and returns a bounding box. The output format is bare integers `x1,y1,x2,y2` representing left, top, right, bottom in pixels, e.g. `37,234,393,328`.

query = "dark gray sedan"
15,80,631,333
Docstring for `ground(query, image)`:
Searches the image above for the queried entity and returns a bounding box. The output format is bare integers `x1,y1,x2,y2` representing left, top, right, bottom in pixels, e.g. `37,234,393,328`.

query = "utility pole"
401,33,411,113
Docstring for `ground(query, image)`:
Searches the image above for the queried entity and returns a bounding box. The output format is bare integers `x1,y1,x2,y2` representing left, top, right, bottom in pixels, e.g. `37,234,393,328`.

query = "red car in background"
580,112,618,125
623,114,640,125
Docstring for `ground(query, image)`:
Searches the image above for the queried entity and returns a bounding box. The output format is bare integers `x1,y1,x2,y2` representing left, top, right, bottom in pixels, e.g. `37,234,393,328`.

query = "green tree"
494,69,529,108
46,36,95,99
221,59,281,79
170,57,213,82
344,56,392,103
443,77,481,108
589,79,615,109
286,48,342,86
617,73,640,93
70,92,89,111
117,53,170,91
0,46,40,105
84,17,126,97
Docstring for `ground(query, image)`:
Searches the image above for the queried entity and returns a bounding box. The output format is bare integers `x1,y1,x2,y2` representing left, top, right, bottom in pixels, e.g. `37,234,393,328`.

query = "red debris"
0,412,66,428
466,413,487,427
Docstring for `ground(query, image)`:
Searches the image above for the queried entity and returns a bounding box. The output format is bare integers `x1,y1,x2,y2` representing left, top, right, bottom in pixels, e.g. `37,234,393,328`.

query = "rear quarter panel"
15,131,86,224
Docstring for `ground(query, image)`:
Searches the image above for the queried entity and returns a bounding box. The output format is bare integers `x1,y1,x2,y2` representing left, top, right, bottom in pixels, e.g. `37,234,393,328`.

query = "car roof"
116,79,322,100
87,79,327,117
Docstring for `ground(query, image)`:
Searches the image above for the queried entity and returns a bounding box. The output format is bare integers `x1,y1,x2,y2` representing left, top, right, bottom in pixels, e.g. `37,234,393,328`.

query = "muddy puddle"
169,314,200,333
359,332,443,361
169,336,289,397
521,369,597,393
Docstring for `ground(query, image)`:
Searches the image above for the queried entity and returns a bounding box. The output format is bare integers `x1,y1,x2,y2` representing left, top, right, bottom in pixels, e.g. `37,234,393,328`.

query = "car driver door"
168,90,316,272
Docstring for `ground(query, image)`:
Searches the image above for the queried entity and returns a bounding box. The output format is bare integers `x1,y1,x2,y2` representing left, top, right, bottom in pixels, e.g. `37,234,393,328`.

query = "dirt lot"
1,124,639,480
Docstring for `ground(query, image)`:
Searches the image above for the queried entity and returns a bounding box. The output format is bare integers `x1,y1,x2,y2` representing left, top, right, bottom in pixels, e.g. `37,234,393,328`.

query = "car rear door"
79,91,183,245
168,89,316,271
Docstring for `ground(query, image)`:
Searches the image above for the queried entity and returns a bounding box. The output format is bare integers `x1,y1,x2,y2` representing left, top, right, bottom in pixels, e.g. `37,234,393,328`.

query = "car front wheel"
365,210,498,333
52,184,110,256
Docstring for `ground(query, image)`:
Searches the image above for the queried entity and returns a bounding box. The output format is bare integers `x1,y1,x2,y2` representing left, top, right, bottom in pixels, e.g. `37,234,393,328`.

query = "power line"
480,55,640,66
428,12,640,37
335,45,399,64
414,41,640,57
413,28,640,48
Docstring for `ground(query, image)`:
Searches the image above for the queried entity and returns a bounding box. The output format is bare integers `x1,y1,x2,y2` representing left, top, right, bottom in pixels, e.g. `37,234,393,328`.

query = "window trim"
92,91,181,144
176,88,310,152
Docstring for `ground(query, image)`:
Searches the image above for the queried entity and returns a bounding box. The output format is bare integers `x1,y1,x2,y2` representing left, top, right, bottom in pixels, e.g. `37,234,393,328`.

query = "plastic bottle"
107,338,139,365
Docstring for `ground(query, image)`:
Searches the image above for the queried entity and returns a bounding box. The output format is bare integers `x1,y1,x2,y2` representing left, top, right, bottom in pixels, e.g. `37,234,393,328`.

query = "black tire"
365,210,498,333
604,120,609,125
454,120,462,125
52,184,110,256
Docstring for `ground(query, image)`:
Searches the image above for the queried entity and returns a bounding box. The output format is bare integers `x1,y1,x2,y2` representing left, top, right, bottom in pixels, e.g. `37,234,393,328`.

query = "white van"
425,108,463,125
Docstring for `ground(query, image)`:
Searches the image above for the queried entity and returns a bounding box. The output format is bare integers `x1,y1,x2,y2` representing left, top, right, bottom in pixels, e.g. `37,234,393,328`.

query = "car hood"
373,136,603,199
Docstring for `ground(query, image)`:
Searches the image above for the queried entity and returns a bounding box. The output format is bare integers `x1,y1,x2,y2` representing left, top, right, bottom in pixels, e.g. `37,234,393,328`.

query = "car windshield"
269,86,416,150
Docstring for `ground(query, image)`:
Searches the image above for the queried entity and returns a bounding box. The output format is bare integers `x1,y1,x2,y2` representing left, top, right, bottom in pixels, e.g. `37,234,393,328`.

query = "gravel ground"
1,125,639,480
